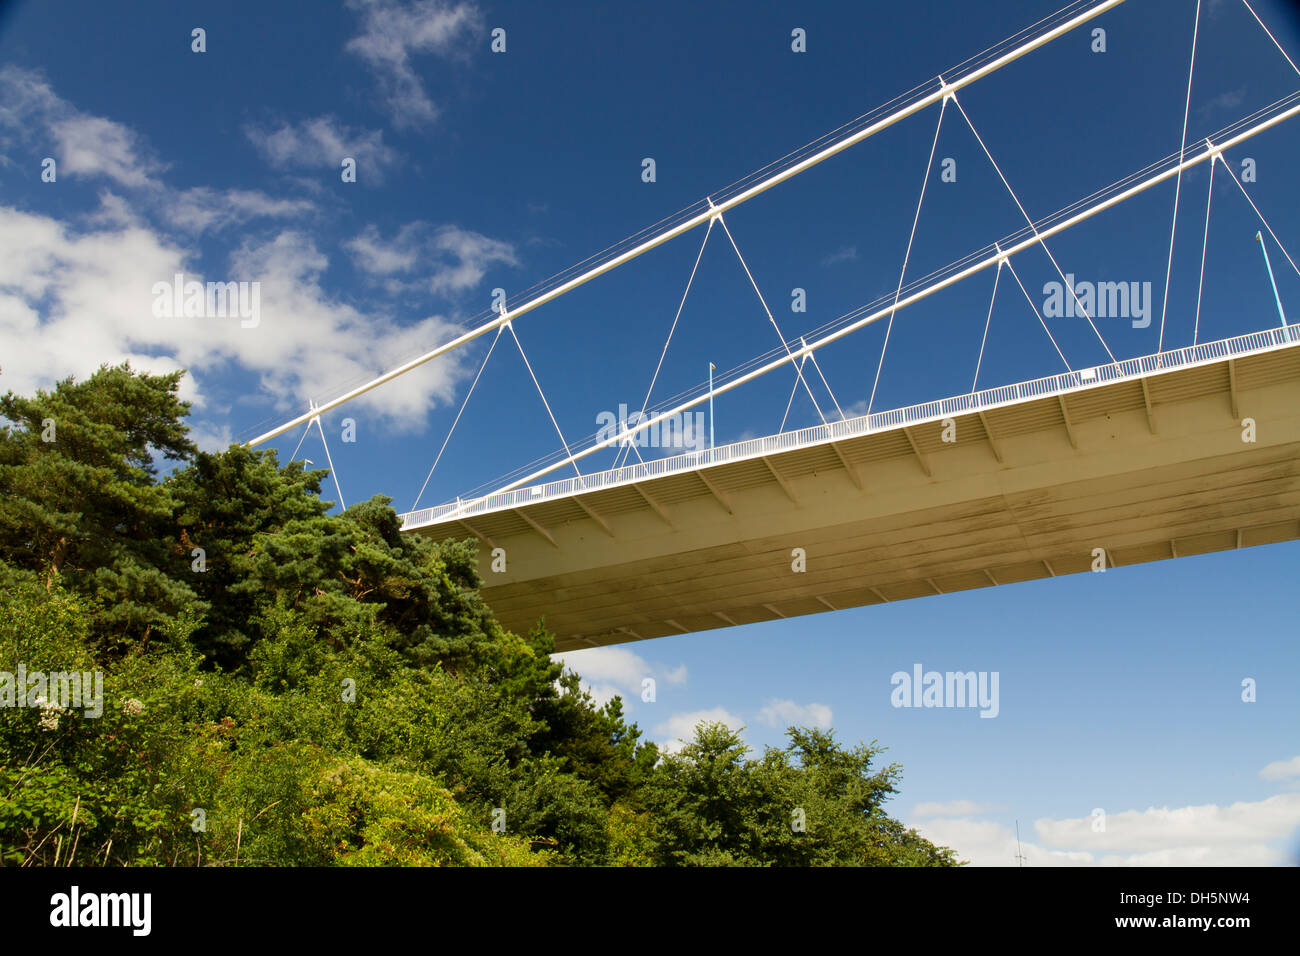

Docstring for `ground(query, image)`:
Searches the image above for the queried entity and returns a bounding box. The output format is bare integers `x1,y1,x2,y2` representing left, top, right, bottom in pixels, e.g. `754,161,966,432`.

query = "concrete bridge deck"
402,325,1300,651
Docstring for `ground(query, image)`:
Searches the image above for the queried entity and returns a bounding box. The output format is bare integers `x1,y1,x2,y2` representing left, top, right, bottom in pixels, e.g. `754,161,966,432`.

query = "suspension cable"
245,0,1130,448
411,325,505,511
615,219,716,468
1240,0,1300,78
313,408,346,510
1192,157,1217,346
1158,0,1202,354
972,261,1004,391
1004,258,1073,372
440,104,1300,512
717,213,828,424
1219,147,1300,278
507,322,582,478
870,96,948,413
951,93,1117,364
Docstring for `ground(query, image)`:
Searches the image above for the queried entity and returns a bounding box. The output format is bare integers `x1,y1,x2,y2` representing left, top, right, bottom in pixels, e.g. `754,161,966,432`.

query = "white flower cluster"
32,695,65,732
121,698,145,716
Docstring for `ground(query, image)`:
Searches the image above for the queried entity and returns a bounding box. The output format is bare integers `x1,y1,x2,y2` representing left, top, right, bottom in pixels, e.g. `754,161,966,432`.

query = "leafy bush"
0,365,960,867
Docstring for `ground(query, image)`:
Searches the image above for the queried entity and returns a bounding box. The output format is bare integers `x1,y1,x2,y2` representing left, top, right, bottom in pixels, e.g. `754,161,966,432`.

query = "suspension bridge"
247,0,1300,651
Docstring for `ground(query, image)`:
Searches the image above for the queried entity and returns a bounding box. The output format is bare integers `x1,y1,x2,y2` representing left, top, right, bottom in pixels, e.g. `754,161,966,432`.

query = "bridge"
246,0,1300,652
400,327,1300,650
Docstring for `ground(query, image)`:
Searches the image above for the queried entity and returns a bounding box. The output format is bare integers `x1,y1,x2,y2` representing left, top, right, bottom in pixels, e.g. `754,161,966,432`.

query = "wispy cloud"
244,115,399,182
822,245,858,267
0,66,165,188
1197,85,1246,120
168,188,316,235
0,67,314,236
345,0,481,128
345,222,518,296
756,698,833,729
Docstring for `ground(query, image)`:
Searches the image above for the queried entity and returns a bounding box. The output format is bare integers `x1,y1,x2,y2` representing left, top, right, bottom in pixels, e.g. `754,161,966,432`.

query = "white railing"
399,324,1300,531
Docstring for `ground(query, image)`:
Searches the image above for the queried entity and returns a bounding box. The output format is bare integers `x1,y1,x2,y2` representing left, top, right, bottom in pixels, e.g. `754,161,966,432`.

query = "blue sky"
2,0,1299,864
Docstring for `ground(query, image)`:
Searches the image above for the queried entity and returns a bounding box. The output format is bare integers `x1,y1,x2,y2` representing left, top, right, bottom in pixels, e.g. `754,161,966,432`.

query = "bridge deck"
402,326,1300,651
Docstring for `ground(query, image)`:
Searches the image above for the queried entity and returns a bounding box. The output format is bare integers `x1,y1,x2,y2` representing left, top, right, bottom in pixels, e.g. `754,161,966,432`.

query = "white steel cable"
1240,0,1300,78
972,261,1004,391
951,93,1117,364
444,97,1300,503
288,421,312,463
1004,258,1074,372
870,96,948,413
806,346,846,421
411,325,505,511
717,213,828,424
507,322,583,478
314,412,346,510
439,104,1300,511
1158,0,1202,354
247,0,1129,448
249,6,1292,449
1219,148,1300,278
615,219,715,468
779,359,804,432
1193,157,1217,346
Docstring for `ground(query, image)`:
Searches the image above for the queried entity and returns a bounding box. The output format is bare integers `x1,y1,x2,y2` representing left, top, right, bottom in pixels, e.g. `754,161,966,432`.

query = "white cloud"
821,245,857,267
909,817,1092,867
1260,755,1300,781
166,188,316,235
51,114,163,188
346,222,426,276
552,645,687,709
190,421,235,453
756,698,833,729
224,230,468,424
1197,86,1246,120
345,222,518,295
244,115,398,181
0,70,518,444
1035,793,1300,855
0,207,469,431
662,664,688,685
345,0,480,128
426,225,519,294
910,792,1300,866
0,68,316,238
0,66,164,188
653,707,745,755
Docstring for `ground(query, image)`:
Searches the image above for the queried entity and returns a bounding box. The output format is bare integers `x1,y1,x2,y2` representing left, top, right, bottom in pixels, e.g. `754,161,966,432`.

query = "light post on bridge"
708,362,716,450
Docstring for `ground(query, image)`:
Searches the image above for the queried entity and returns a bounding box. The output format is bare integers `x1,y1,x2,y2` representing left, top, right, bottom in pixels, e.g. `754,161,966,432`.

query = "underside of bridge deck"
407,343,1300,652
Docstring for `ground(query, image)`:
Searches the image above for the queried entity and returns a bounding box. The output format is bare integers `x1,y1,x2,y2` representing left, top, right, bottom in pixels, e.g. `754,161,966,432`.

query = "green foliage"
638,722,963,866
301,758,543,866
0,364,959,867
0,365,197,640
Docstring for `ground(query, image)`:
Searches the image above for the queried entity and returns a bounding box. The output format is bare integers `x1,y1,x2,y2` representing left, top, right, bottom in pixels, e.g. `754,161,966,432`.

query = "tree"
641,722,961,866
0,364,197,642
0,365,957,867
